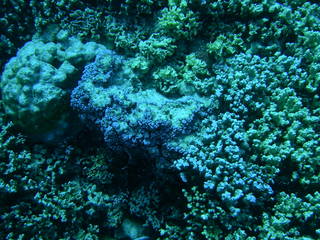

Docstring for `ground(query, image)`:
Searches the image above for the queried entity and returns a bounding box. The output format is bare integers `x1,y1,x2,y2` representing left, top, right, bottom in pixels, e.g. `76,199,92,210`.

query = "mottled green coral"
1,29,106,142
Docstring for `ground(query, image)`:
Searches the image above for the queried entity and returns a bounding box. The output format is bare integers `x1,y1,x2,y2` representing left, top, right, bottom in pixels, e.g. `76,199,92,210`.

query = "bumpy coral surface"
1,29,106,141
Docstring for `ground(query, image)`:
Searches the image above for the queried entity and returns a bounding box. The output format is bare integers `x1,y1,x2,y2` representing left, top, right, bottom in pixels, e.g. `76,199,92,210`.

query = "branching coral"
0,0,319,239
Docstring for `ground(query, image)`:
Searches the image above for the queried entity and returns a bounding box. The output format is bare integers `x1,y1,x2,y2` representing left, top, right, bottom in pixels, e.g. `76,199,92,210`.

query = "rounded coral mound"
1,29,106,142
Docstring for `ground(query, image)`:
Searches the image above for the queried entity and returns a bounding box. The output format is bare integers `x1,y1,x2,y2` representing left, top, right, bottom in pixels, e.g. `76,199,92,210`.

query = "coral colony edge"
0,0,319,239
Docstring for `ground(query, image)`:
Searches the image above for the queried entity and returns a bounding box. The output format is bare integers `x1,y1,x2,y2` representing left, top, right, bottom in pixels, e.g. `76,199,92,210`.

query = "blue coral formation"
71,51,209,158
0,0,319,240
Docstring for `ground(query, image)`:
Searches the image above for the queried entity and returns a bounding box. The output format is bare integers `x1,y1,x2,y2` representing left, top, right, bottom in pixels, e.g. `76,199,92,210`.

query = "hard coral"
1,29,106,142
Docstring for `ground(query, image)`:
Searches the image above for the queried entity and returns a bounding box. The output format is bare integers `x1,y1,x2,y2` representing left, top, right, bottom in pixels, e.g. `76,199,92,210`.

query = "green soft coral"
152,53,212,97
207,34,244,61
139,34,176,63
153,66,179,96
157,4,200,40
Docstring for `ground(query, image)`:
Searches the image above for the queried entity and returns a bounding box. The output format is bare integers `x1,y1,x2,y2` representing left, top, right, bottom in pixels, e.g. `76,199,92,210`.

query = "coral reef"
0,0,319,239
